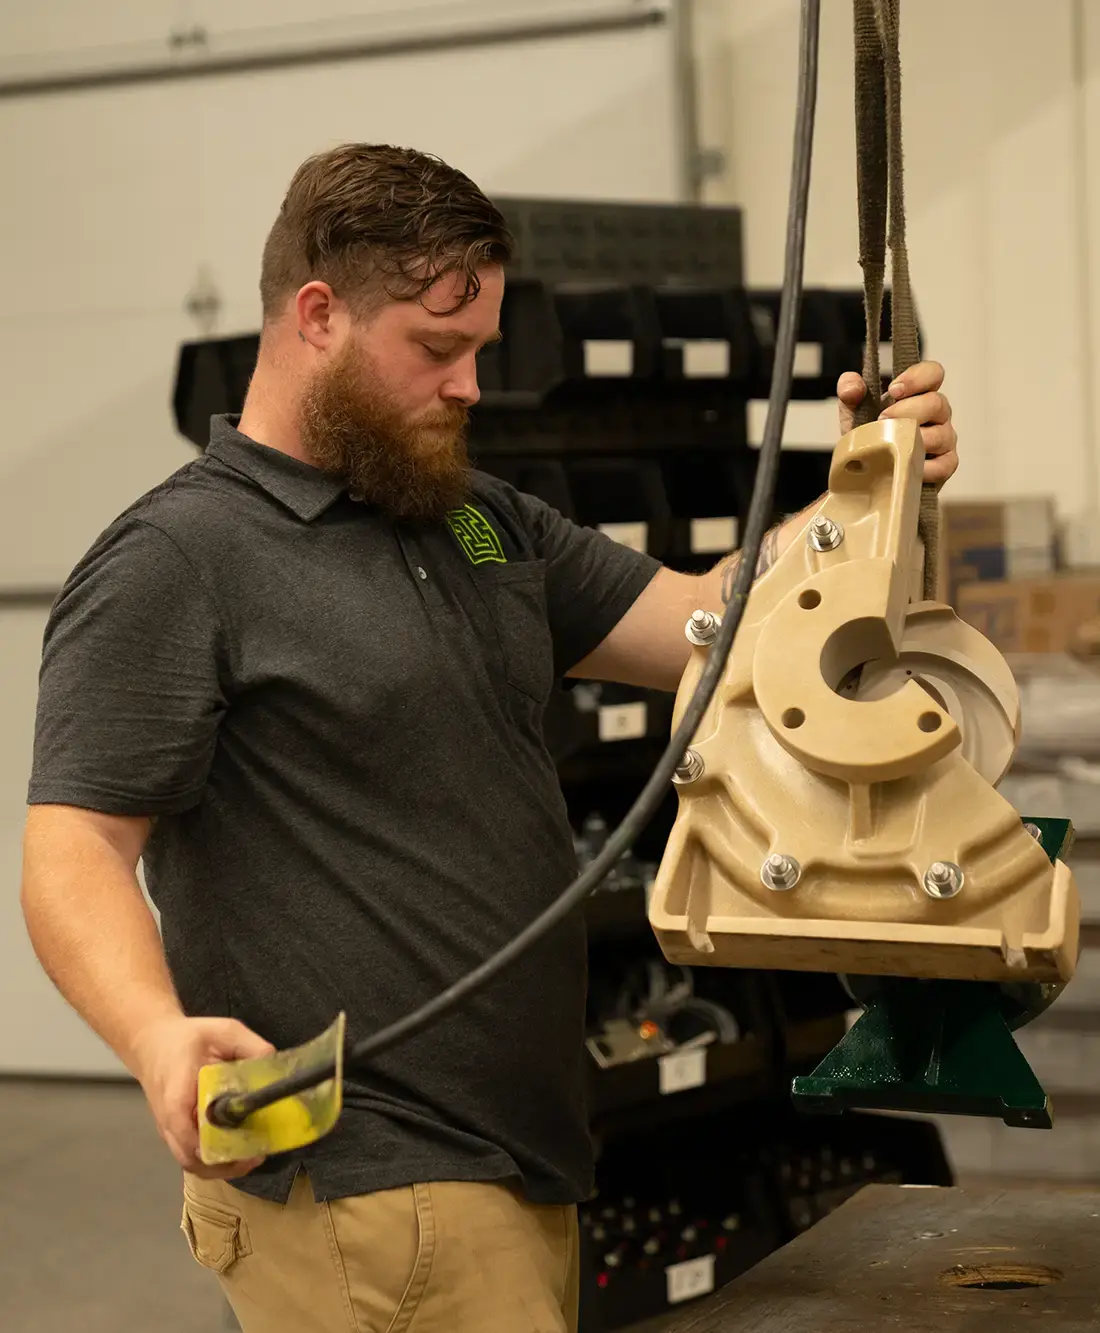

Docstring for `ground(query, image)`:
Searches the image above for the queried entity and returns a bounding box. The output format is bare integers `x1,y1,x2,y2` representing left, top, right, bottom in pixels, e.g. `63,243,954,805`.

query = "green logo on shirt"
446,505,507,565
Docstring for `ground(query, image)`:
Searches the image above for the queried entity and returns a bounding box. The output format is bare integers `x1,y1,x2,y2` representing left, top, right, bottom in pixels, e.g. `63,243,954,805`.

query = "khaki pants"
181,1170,580,1333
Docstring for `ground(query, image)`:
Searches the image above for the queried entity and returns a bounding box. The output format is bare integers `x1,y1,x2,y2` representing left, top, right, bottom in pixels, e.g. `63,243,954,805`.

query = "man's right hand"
129,1014,276,1180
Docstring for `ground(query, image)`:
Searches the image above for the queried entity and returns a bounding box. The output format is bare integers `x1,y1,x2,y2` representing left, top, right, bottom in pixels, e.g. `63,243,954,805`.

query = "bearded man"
21,143,958,1332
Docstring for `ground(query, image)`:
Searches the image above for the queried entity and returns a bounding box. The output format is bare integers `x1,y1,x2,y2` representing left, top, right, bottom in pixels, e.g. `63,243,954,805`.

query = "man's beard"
299,343,472,523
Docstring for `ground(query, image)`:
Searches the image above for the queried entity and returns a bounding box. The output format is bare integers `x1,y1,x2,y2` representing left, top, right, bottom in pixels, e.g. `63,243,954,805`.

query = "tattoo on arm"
755,525,780,578
720,524,781,605
720,553,741,606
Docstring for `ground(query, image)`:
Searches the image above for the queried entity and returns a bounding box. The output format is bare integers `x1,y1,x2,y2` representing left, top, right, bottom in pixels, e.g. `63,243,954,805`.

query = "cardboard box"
957,575,1100,654
941,499,1057,602
1060,511,1100,570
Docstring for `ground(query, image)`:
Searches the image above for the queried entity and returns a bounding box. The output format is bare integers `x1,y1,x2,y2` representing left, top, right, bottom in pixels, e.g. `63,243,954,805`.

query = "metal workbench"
667,1183,1099,1332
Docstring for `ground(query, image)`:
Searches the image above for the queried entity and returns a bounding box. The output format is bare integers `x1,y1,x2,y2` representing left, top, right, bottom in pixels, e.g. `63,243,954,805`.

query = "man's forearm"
554,499,827,692
702,498,822,609
21,806,184,1077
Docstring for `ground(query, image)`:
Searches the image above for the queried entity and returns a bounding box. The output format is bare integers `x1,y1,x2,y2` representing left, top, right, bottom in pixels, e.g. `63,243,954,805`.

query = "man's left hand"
836,360,958,487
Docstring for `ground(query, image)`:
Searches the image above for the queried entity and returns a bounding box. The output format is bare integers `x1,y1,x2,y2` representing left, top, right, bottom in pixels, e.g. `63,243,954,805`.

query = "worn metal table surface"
667,1184,1100,1332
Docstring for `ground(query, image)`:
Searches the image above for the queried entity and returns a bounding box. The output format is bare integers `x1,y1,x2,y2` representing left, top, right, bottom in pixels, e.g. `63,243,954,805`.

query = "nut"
808,514,844,552
672,749,705,785
761,853,802,891
923,861,964,899
685,608,720,646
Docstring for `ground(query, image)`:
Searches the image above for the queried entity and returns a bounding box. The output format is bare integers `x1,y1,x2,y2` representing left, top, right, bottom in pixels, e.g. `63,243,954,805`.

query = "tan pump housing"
648,418,1079,985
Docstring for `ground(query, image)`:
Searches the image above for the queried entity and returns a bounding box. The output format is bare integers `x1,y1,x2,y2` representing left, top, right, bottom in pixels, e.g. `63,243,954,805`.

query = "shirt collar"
205,415,347,522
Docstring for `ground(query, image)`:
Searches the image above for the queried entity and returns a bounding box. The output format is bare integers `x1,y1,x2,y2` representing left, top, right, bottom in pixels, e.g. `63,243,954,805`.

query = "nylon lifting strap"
851,0,940,600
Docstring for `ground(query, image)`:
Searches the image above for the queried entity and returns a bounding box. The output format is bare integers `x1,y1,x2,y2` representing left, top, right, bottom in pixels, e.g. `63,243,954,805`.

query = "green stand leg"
1020,817,1075,866
789,815,1072,1128
792,979,1052,1127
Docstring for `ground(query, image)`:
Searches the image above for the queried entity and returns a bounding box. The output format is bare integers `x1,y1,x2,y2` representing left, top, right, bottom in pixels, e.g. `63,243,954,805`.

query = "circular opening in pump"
783,708,805,729
939,1264,1063,1292
846,459,866,473
798,589,822,609
918,711,942,733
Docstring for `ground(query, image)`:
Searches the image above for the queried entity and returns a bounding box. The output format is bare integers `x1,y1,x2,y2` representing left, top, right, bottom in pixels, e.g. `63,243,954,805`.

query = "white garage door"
0,0,688,1072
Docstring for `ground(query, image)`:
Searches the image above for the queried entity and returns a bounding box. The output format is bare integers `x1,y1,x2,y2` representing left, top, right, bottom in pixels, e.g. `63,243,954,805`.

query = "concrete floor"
0,1078,672,1333
0,1078,226,1333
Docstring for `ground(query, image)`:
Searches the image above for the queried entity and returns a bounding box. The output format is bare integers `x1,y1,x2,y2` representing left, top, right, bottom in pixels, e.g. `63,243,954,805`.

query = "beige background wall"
694,0,1098,523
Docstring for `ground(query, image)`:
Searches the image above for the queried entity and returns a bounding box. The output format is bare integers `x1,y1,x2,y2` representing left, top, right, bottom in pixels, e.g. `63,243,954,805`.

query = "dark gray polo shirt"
28,415,660,1204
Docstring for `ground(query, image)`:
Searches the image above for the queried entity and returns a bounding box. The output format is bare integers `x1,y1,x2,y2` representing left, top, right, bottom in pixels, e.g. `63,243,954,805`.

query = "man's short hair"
259,143,514,322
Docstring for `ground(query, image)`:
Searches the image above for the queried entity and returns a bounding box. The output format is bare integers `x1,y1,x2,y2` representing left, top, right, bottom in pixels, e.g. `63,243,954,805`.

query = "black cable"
208,0,821,1130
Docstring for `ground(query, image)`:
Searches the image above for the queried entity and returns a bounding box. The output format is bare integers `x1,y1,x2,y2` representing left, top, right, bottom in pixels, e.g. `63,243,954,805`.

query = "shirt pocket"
478,561,555,708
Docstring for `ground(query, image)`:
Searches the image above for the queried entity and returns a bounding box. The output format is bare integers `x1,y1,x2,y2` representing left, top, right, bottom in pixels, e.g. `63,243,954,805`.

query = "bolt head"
1023,822,1043,844
761,853,802,891
808,514,844,552
685,608,720,646
672,748,705,785
923,860,964,899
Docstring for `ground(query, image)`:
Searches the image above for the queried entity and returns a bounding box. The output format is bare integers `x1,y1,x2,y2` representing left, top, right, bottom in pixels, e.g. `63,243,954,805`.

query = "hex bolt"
761,853,802,891
1023,822,1043,844
685,608,721,646
923,861,964,899
672,749,705,785
808,514,844,552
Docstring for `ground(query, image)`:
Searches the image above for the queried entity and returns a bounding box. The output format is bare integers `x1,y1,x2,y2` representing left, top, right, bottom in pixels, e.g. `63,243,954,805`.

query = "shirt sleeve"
513,489,662,676
27,518,230,816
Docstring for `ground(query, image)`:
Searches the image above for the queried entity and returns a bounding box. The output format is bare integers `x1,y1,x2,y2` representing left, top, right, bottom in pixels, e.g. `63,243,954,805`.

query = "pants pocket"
181,1191,252,1276
325,1182,433,1333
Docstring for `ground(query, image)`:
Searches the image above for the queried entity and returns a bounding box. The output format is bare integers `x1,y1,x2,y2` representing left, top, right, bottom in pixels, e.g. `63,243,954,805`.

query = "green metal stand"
791,817,1073,1130
792,978,1052,1127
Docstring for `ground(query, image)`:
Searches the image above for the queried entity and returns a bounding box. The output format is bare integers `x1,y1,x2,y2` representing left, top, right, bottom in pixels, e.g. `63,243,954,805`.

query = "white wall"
693,0,1097,521
1081,0,1100,534
0,2,685,1074
0,1,656,65
0,610,127,1074
0,2,682,592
